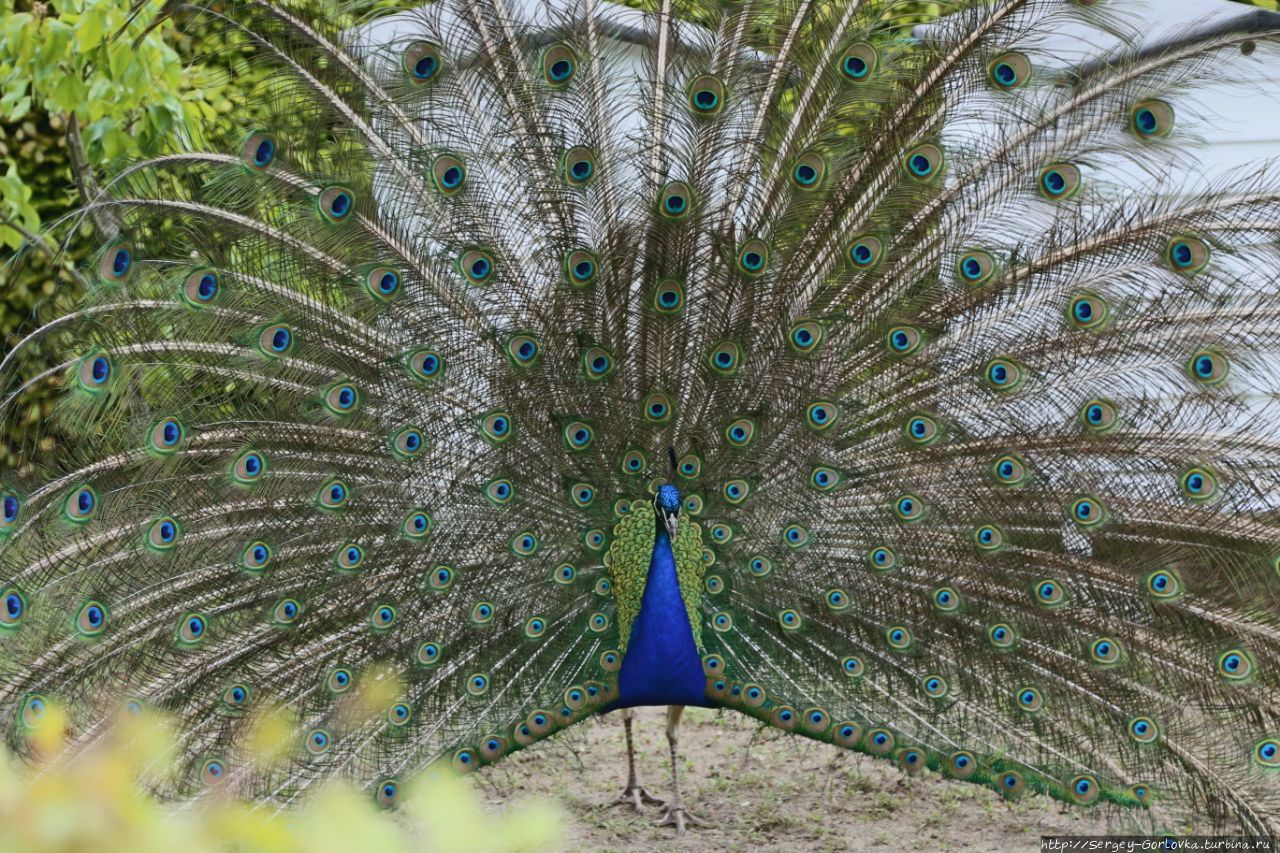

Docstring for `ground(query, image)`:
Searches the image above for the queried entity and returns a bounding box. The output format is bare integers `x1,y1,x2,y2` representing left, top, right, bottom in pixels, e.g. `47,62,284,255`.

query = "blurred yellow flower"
0,700,563,853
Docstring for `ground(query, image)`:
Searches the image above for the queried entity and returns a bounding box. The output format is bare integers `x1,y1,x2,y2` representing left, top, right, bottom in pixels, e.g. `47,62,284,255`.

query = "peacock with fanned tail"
2,0,1280,836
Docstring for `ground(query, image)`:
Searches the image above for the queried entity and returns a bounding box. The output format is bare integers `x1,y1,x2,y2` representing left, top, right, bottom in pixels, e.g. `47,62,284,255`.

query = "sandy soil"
473,706,1111,851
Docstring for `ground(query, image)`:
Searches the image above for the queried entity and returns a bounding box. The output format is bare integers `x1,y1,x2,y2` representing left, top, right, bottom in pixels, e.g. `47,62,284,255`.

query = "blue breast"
616,528,709,708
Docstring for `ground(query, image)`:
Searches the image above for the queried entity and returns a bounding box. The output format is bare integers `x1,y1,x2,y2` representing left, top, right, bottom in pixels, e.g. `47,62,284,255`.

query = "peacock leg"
610,706,665,810
656,705,709,833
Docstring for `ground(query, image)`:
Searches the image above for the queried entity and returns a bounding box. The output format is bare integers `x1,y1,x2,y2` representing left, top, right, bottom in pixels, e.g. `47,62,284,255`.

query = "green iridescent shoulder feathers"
604,500,704,652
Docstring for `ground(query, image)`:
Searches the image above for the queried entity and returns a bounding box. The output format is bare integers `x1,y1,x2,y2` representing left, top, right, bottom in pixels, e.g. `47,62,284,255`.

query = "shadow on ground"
471,706,1112,851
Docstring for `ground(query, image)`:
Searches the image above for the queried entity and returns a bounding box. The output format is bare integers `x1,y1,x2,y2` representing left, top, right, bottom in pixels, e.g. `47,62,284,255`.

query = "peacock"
2,0,1280,838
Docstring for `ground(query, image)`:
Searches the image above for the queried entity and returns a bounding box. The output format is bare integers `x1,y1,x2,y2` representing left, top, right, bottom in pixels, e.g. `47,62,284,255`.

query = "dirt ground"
472,706,1112,852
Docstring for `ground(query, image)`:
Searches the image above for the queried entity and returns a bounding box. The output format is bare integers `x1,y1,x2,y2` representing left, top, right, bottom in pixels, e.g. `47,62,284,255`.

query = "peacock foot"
656,805,709,834
610,785,664,811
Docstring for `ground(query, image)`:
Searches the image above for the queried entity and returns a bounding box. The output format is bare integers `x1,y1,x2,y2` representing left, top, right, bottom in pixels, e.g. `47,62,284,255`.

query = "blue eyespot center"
197,274,217,300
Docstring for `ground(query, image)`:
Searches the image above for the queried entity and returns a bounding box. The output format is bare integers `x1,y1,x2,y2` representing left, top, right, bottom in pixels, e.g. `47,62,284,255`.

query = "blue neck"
616,527,709,708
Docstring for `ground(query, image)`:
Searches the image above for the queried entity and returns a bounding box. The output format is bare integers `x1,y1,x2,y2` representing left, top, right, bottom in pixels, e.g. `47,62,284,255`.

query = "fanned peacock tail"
1,0,1279,833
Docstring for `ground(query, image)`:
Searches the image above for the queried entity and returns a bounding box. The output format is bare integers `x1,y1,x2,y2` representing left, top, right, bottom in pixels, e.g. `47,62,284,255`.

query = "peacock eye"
653,280,685,313
791,152,827,189
845,234,883,269
1037,163,1081,200
318,186,354,222
838,43,878,81
904,143,944,181
687,74,726,115
1,588,25,628
563,422,593,451
658,182,693,218
407,349,444,381
1131,99,1174,138
432,154,466,194
542,44,577,85
563,146,598,186
418,642,442,666
390,426,425,459
403,41,443,83
459,249,495,285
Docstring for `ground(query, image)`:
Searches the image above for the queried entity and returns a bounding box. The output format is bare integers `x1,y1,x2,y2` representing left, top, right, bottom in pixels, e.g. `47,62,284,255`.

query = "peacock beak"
663,510,679,540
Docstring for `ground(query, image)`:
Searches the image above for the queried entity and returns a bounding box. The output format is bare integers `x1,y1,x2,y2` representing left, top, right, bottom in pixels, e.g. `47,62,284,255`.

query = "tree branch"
0,211,90,292
65,112,121,239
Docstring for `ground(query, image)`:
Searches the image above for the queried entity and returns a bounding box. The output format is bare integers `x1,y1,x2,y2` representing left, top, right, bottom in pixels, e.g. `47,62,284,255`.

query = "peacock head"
655,483,681,539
